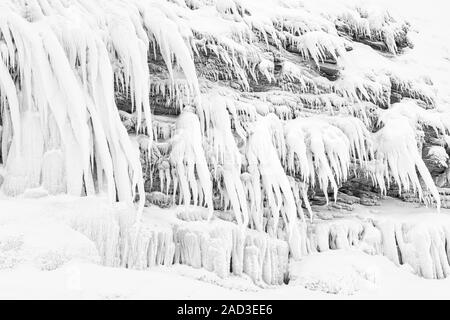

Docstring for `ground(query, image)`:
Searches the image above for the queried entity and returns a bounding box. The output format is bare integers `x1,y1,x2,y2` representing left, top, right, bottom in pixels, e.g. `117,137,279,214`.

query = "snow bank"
36,197,289,286
289,251,377,295
47,196,450,282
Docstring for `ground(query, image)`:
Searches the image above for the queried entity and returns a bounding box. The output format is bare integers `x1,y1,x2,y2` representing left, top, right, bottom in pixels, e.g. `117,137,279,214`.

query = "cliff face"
115,0,450,218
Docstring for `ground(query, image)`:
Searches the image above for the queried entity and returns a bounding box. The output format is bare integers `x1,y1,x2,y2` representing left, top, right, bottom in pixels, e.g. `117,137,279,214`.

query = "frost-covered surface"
1,196,450,299
1,0,450,300
1,0,449,215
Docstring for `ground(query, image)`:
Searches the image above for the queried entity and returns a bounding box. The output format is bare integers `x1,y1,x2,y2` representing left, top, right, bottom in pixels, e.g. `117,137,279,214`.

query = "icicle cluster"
131,0,450,257
2,0,450,263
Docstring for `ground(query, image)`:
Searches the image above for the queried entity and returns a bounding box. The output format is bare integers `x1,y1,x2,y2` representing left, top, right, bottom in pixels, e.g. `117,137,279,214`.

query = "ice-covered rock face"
43,198,450,284
1,0,450,268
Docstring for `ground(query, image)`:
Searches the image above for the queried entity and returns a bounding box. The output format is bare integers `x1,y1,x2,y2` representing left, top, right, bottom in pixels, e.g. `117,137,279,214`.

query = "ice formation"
1,0,450,285
62,201,290,286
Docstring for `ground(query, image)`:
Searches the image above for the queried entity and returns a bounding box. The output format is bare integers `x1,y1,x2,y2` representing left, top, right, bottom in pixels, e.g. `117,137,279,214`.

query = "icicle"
204,93,249,227
171,110,214,218
373,109,441,208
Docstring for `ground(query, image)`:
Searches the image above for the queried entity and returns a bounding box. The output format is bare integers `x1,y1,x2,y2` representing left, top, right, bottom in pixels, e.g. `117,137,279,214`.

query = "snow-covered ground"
1,196,450,300
3,251,450,300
